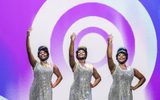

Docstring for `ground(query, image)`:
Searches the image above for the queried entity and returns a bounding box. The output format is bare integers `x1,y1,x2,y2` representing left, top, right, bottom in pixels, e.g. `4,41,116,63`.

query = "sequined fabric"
108,65,134,100
69,62,93,100
29,62,53,100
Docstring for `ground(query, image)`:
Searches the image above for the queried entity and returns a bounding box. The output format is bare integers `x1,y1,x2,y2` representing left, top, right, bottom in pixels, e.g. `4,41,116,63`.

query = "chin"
40,57,48,61
118,61,126,64
77,57,86,60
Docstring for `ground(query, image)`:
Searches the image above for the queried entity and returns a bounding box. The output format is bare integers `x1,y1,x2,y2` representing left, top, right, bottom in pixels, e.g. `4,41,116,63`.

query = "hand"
130,86,136,90
90,83,94,88
51,83,56,88
108,34,113,42
27,27,32,37
70,33,76,41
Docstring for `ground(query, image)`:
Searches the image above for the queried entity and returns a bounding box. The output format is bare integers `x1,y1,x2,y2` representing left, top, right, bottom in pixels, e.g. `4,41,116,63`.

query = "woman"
69,33,101,100
107,35,146,100
26,28,62,100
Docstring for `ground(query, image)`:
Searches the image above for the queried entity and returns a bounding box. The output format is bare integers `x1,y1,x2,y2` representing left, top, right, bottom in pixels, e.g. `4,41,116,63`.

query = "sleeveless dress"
108,65,134,100
69,62,93,100
29,62,53,100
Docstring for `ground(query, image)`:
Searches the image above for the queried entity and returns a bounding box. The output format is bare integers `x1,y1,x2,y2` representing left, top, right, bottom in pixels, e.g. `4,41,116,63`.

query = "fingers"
130,86,136,90
27,27,32,37
71,33,76,41
108,34,113,39
90,83,94,88
71,33,76,37
108,34,113,42
27,27,32,33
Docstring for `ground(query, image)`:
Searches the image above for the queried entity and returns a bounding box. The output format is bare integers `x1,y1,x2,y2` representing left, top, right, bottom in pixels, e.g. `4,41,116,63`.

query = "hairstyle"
38,46,49,58
116,47,128,60
76,46,87,59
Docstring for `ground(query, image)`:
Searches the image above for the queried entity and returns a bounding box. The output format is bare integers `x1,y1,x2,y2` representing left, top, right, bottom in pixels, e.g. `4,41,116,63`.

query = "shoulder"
127,66,133,69
129,66,136,72
86,63,94,68
133,68,139,73
52,64,60,72
86,63,94,72
128,66,135,75
52,64,58,69
48,63,57,70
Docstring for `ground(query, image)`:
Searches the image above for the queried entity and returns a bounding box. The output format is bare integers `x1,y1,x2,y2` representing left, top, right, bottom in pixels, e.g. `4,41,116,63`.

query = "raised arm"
107,35,115,74
131,68,146,90
69,33,76,71
90,67,101,88
26,28,37,69
51,64,63,88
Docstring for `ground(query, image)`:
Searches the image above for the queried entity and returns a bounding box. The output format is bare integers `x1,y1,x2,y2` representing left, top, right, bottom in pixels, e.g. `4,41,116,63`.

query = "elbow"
99,77,101,82
98,76,101,82
57,73,63,82
140,76,146,84
60,76,63,81
143,77,146,83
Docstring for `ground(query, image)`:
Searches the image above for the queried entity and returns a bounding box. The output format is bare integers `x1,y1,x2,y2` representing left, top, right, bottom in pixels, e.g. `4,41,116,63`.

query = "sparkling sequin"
69,63,93,100
108,65,134,100
29,62,53,100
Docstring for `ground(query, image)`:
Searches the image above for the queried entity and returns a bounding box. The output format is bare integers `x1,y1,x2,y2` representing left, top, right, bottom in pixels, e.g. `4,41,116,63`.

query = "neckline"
79,63,87,69
39,63,51,68
119,65,128,71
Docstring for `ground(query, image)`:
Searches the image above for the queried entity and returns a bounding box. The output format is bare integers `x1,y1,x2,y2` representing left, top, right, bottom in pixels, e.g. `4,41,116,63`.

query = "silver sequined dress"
30,62,53,100
69,62,93,100
109,65,134,100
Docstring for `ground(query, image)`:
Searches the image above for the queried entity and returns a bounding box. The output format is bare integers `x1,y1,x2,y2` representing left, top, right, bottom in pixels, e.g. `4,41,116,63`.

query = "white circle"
63,16,124,68
78,33,107,63
31,0,157,100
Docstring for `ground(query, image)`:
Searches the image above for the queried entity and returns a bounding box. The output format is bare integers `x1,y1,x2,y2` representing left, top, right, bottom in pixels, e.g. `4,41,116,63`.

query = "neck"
78,60,85,65
119,63,127,68
40,60,48,65
119,63,126,66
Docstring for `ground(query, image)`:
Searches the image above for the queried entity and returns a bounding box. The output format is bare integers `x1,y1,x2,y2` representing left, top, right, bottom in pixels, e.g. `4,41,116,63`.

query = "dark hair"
116,47,128,60
76,46,87,59
38,46,49,57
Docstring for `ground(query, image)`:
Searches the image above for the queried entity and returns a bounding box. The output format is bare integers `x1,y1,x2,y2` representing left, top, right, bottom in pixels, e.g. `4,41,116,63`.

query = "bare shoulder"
133,68,139,72
93,67,97,72
87,63,94,70
133,68,143,76
92,66,98,73
53,64,58,69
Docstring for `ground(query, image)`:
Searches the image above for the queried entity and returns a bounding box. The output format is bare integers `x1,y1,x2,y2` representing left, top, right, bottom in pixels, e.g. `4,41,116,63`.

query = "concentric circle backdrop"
0,0,159,100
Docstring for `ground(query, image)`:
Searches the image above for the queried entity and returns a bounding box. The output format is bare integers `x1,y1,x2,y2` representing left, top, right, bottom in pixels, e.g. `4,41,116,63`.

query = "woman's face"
38,50,48,61
77,50,86,60
117,53,127,64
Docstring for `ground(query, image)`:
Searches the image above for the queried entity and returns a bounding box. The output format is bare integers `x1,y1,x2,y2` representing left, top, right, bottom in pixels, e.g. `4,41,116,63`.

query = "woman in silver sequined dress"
26,28,63,100
69,33,101,100
107,35,146,100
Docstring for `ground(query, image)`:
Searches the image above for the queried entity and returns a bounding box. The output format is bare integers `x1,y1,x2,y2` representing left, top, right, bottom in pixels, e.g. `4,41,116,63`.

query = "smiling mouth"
119,58,125,61
41,55,47,58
